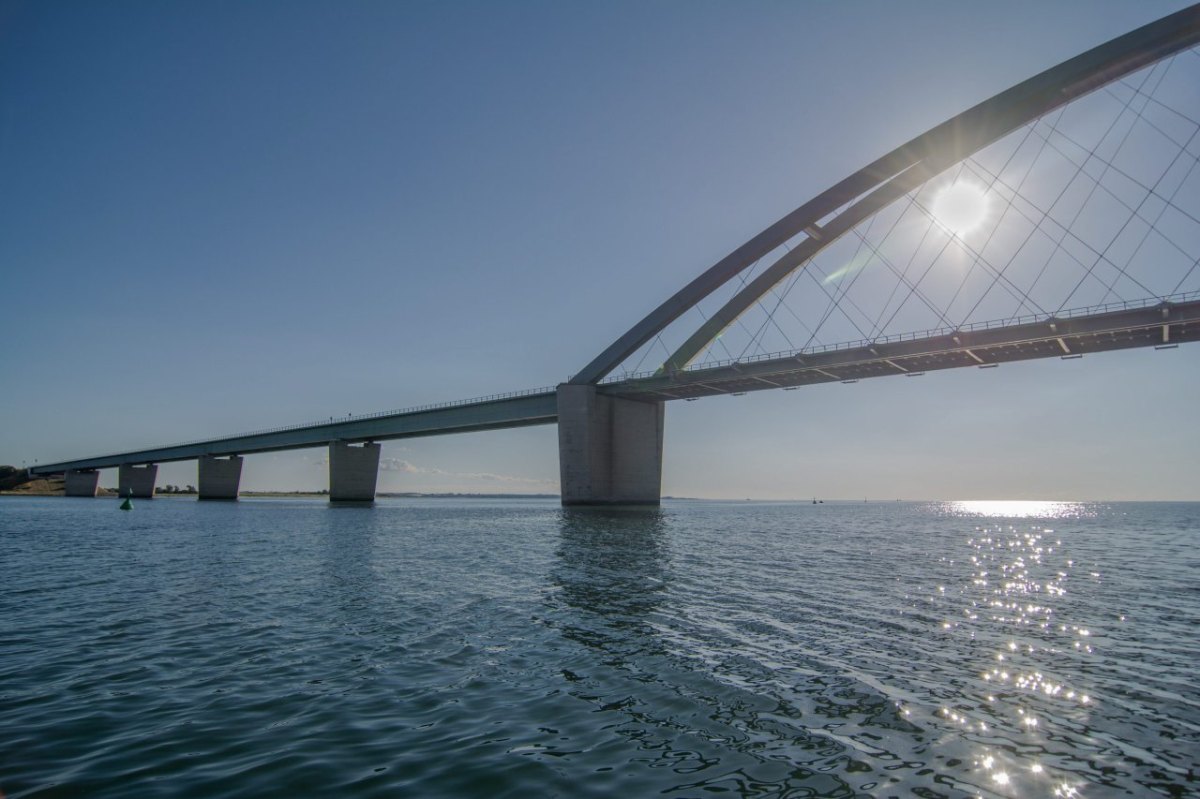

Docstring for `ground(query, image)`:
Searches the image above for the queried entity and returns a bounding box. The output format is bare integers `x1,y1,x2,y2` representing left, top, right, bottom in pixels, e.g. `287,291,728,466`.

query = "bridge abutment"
329,441,380,503
118,464,157,498
557,384,664,506
65,469,100,497
198,455,242,500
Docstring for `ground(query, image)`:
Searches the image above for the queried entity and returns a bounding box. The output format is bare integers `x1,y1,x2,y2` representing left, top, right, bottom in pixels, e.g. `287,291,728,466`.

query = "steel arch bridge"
575,3,1200,388
30,4,1200,505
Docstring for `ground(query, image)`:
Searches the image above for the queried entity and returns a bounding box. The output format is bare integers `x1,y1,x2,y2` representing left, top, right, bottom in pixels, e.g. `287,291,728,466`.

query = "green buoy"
119,490,133,510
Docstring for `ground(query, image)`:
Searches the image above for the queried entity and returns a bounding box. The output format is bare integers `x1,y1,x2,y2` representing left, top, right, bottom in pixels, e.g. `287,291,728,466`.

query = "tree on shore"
0,466,30,491
156,484,198,495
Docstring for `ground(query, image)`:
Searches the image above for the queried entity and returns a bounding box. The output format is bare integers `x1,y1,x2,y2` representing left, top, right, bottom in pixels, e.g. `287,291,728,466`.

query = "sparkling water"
1,497,1196,797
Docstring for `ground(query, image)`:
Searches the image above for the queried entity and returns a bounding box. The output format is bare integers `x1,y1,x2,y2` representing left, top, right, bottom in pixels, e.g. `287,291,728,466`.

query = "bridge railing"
601,291,1200,384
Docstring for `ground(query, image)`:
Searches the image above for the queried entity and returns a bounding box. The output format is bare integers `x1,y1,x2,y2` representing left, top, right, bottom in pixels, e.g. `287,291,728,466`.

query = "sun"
931,180,990,237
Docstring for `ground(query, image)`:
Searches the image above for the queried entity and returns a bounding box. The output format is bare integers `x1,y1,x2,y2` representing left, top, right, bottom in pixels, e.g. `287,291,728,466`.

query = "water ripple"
1,497,1196,797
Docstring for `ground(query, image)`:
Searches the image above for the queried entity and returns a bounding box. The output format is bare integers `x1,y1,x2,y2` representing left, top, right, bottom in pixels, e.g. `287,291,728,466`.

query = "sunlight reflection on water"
930,514,1104,797
945,500,1090,519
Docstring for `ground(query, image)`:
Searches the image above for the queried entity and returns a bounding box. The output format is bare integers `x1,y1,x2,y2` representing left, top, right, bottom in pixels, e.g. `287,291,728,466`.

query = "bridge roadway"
605,296,1200,401
29,295,1199,477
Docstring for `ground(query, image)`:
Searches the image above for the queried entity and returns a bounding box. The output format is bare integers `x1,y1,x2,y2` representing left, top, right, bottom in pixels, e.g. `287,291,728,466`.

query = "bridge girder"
602,299,1200,402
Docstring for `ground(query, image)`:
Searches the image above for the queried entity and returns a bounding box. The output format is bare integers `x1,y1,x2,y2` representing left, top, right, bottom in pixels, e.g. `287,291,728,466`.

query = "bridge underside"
602,300,1200,402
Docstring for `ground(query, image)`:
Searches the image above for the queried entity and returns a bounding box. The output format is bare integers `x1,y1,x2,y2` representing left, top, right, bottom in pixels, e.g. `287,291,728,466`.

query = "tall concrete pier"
328,441,381,503
198,455,242,500
118,464,158,499
64,469,100,497
557,384,664,506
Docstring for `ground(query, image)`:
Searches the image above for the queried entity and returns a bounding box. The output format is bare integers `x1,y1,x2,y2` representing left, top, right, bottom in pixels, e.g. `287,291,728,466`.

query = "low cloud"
380,457,553,486
379,458,420,473
308,454,551,486
309,446,407,468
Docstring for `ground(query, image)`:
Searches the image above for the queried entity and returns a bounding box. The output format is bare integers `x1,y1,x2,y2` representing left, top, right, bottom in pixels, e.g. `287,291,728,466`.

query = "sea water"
1,497,1196,798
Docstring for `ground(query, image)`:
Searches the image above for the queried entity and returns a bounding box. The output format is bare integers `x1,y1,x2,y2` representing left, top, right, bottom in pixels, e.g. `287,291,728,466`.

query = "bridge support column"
198,455,242,500
118,464,157,499
65,469,100,497
557,384,664,506
329,441,380,503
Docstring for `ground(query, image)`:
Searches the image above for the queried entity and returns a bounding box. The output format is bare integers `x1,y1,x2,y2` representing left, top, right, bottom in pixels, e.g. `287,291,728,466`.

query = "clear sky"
2,0,1197,500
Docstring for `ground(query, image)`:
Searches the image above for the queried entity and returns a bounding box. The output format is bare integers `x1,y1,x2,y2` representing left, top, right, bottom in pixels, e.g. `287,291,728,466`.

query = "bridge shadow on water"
551,508,671,658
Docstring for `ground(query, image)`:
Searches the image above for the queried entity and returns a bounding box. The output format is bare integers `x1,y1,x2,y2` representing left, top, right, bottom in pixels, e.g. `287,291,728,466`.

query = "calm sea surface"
1,497,1197,798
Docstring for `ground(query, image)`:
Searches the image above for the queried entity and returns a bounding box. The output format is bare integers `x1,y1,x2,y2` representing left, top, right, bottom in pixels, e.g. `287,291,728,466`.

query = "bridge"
30,5,1200,504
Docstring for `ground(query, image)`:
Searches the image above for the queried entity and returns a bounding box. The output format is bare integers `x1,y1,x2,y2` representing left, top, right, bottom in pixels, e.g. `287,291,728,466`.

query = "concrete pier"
198,455,243,500
329,441,381,503
118,463,158,499
64,469,100,497
557,384,664,506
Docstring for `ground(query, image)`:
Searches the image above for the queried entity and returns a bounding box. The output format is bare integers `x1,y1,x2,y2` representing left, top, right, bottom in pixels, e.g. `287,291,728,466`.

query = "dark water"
1,498,1197,798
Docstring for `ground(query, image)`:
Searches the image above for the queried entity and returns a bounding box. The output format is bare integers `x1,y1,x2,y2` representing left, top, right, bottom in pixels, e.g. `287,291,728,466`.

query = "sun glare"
931,180,990,236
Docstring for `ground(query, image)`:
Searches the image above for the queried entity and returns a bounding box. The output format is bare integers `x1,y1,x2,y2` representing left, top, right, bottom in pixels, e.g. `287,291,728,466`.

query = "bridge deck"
30,391,558,474
29,297,1198,475
601,298,1200,401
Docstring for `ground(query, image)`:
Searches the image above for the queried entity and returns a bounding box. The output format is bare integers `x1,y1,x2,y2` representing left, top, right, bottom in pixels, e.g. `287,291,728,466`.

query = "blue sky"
2,0,1197,499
